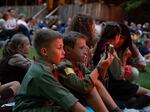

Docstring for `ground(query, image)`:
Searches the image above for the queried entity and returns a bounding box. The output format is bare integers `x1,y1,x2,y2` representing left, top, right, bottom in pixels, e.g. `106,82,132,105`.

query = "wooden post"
25,0,27,5
15,0,18,6
6,0,8,6
47,0,54,10
59,0,65,5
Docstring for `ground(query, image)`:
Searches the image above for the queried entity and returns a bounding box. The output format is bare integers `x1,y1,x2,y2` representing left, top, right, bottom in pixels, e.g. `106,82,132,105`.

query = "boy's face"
44,38,65,65
68,38,88,63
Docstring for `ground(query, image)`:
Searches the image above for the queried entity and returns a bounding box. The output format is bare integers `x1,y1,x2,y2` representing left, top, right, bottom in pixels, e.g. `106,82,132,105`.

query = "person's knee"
10,81,20,94
145,92,150,97
125,66,139,82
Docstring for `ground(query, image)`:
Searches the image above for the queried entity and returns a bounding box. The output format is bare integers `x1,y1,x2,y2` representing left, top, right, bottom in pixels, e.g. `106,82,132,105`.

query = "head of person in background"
115,23,132,52
139,38,150,57
18,13,27,21
117,23,146,71
7,8,16,18
93,21,121,66
70,14,95,48
2,12,10,21
2,33,30,61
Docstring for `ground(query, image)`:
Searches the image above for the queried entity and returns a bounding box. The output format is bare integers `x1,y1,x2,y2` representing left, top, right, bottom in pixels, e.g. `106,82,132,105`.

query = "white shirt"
17,19,29,30
6,18,17,29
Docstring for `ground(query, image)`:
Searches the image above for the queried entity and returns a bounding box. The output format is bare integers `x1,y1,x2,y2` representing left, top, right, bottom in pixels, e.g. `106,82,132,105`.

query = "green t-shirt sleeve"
37,72,78,112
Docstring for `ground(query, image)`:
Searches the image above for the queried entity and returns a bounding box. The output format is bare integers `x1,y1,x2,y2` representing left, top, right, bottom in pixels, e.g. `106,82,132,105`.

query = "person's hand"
98,52,114,71
123,48,132,60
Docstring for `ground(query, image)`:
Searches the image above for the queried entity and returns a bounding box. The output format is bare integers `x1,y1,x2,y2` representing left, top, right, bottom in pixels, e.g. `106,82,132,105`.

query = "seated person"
0,34,30,110
55,31,122,112
14,29,87,112
138,38,150,57
118,23,146,72
0,12,32,45
115,23,141,81
93,21,150,109
0,33,31,85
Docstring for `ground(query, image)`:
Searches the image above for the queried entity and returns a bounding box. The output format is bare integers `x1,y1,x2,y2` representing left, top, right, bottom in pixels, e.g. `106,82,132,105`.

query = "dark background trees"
104,0,150,23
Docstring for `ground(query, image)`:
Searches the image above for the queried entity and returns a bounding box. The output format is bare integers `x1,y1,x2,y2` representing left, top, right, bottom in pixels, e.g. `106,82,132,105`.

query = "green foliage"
143,11,150,22
124,0,150,11
28,48,36,59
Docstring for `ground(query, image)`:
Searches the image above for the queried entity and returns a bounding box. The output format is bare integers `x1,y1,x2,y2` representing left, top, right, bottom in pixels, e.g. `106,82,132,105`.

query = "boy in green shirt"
13,29,87,112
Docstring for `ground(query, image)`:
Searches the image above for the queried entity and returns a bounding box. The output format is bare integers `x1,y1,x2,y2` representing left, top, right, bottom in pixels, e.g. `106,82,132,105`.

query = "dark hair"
7,8,15,13
2,12,9,20
33,29,63,56
93,22,121,66
100,22,121,41
63,31,87,48
118,23,132,51
70,14,94,47
2,34,27,60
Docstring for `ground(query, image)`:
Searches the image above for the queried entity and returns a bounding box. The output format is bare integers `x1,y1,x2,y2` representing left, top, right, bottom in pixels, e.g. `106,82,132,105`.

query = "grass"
0,47,150,89
135,63,150,89
27,48,36,59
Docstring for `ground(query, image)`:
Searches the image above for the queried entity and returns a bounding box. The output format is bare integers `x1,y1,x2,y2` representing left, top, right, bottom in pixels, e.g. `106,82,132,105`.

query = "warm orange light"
131,34,140,41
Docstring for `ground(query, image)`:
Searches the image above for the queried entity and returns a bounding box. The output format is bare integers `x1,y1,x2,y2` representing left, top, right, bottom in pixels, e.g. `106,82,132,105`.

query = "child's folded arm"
58,73,94,94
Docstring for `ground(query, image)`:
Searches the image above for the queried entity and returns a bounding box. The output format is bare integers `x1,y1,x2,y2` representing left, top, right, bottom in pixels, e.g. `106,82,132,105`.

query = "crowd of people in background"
0,8,150,112
0,9,149,59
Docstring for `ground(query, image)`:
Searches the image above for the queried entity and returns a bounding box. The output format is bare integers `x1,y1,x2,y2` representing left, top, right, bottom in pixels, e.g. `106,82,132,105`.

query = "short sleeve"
37,72,78,111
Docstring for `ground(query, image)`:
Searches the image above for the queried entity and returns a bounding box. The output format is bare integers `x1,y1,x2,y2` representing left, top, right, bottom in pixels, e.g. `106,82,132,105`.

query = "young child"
13,29,87,112
55,31,122,112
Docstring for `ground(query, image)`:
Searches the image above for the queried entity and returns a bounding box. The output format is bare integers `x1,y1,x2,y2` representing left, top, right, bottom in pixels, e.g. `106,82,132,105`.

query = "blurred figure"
0,34,31,84
93,22,150,110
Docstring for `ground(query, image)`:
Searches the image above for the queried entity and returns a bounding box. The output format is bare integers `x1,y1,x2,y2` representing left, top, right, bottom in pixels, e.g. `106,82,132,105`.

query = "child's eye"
80,46,84,49
58,46,63,50
80,46,86,50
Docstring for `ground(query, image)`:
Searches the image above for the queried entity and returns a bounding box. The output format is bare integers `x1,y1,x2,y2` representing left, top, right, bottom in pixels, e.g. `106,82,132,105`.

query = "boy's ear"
40,48,47,56
64,46,72,54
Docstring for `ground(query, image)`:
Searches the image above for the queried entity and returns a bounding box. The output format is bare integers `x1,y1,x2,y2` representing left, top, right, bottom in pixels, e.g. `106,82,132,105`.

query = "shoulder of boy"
58,59,75,76
63,59,75,75
64,67,75,75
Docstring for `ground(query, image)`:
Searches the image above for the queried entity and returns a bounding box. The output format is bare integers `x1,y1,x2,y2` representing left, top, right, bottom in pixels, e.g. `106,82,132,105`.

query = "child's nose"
84,50,88,56
62,49,65,55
